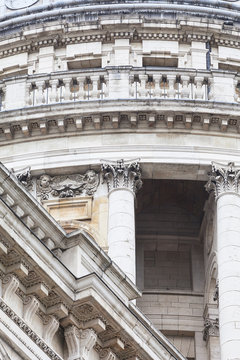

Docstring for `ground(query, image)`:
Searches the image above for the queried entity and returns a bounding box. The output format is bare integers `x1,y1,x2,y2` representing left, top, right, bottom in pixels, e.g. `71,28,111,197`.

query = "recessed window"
67,58,101,70
219,63,240,72
143,57,178,67
144,249,192,290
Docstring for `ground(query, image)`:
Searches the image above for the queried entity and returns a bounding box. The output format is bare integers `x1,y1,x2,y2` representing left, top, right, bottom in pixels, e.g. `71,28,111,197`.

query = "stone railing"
0,67,240,111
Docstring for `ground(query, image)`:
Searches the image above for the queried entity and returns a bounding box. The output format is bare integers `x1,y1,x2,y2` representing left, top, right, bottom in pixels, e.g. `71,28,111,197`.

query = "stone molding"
206,161,240,198
203,318,219,341
101,159,142,193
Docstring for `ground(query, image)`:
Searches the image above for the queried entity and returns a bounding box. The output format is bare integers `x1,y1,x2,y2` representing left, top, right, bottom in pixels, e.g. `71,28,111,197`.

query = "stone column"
101,159,142,283
206,162,240,360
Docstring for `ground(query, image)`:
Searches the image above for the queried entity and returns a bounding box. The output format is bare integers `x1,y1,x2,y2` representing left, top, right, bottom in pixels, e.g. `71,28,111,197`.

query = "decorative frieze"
203,318,219,341
36,170,99,200
206,161,240,198
64,326,97,360
101,159,142,193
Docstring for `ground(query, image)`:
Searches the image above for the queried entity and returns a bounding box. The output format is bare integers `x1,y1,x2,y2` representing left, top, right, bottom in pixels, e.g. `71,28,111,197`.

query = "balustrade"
0,68,240,111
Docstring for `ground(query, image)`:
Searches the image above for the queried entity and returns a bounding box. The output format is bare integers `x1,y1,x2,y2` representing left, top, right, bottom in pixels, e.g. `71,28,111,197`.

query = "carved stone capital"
206,162,240,199
64,326,97,360
101,159,142,193
203,318,219,341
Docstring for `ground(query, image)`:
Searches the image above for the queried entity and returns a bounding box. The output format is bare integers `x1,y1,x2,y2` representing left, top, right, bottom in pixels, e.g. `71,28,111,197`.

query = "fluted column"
206,162,240,360
101,159,142,283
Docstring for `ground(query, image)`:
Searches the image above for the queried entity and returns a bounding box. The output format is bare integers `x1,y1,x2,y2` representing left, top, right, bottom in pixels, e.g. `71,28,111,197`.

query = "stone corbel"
23,295,39,324
2,274,19,302
64,326,97,360
43,315,59,344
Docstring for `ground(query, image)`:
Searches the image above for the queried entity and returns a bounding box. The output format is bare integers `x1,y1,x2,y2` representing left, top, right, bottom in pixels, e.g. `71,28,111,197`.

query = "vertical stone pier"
101,159,142,283
207,162,240,360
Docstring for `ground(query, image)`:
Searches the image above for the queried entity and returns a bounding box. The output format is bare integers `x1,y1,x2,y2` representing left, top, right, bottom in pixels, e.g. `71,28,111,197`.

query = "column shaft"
217,193,240,359
108,188,135,282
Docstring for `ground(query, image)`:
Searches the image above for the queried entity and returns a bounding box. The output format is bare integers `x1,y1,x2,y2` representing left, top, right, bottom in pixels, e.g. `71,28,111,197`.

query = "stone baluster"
167,75,176,98
138,74,148,98
0,84,5,110
36,81,45,105
103,75,109,98
26,83,32,106
91,75,99,99
129,74,135,98
153,74,162,98
63,78,72,101
101,159,142,283
49,79,59,103
77,76,85,100
180,75,190,98
194,76,204,100
206,162,240,360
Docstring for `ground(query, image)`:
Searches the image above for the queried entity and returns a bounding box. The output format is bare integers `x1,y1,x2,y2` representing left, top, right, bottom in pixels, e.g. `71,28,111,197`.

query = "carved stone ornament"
203,318,219,341
101,159,142,193
213,281,219,302
5,0,39,10
205,162,240,199
14,167,33,191
36,170,99,200
64,326,97,360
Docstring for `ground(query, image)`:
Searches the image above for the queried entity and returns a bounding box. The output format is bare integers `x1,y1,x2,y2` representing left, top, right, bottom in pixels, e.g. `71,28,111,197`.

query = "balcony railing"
0,67,239,111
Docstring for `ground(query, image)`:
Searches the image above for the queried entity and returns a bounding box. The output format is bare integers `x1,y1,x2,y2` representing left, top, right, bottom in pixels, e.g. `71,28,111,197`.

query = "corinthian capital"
101,159,142,193
206,162,240,199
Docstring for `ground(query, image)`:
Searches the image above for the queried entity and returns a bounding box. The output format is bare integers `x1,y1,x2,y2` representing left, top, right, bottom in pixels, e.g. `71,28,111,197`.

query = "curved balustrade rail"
0,67,239,111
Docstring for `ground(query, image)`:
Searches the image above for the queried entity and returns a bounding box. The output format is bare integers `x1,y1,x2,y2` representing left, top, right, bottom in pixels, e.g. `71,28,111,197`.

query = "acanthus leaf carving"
101,159,142,193
206,161,240,199
36,170,99,201
203,318,219,341
14,167,33,191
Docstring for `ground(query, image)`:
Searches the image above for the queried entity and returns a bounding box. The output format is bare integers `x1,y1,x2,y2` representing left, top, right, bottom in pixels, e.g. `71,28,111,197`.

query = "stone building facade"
0,0,240,359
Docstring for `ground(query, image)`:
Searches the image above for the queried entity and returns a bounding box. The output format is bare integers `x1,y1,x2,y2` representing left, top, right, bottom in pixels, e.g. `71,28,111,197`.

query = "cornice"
1,26,240,59
0,103,240,144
